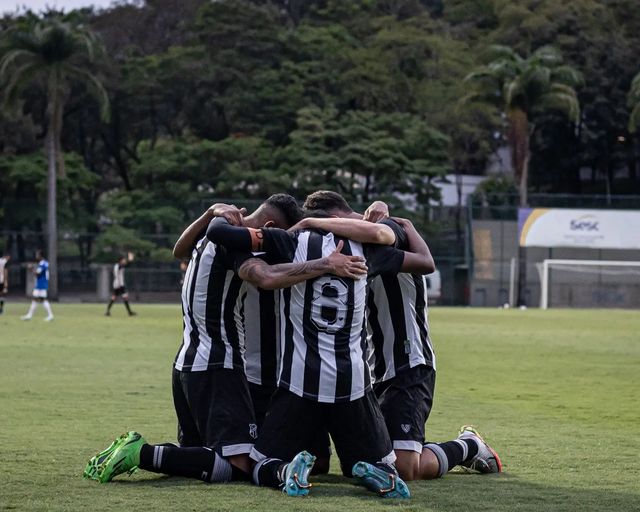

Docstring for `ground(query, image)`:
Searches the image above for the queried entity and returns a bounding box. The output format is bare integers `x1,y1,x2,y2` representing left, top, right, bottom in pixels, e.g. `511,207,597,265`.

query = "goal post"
540,259,640,309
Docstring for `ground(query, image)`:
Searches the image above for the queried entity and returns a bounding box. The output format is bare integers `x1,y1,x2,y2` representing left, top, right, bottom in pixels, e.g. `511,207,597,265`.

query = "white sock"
43,301,53,317
26,301,37,317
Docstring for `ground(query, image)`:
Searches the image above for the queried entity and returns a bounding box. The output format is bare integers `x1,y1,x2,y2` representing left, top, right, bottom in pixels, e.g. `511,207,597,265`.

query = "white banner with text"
518,208,640,249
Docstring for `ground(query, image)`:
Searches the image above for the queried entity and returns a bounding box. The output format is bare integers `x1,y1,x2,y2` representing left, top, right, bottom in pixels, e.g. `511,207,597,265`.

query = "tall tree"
628,72,640,133
0,13,109,297
463,45,581,206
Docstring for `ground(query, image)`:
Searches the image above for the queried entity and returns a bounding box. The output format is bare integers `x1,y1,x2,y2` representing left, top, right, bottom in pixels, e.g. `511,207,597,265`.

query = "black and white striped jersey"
174,235,251,372
239,283,280,388
366,220,435,383
260,228,405,403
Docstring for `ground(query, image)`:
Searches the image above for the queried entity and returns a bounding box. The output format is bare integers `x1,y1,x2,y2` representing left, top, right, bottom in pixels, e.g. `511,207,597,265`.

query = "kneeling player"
303,191,502,480
207,213,434,498
84,196,367,485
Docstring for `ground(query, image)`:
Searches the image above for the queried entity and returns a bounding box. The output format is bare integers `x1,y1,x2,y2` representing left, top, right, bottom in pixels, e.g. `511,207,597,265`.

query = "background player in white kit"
0,252,10,314
105,255,137,316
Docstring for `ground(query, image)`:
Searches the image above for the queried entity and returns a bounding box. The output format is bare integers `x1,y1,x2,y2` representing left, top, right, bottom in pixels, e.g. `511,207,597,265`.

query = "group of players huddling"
84,191,502,499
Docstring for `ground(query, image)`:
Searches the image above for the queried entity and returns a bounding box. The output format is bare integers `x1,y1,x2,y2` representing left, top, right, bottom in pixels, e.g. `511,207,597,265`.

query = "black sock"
231,465,251,482
106,300,114,313
0,299,4,311
424,438,479,477
124,301,133,314
253,458,285,488
139,444,234,482
461,438,479,462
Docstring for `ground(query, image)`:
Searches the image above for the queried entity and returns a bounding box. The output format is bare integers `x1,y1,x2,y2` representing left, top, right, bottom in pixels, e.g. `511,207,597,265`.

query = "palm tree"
629,72,640,133
0,14,110,298
463,45,582,207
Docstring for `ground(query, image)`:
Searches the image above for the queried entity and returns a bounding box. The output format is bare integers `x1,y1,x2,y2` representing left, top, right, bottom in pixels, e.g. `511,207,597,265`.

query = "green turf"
0,304,638,511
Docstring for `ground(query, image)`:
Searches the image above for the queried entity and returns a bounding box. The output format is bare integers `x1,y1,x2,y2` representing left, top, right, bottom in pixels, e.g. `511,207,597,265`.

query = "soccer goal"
539,259,640,309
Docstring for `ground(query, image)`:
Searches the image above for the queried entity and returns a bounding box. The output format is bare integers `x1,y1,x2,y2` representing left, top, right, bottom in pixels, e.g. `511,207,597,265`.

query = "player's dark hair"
263,193,304,227
303,190,353,214
35,249,44,259
302,208,331,219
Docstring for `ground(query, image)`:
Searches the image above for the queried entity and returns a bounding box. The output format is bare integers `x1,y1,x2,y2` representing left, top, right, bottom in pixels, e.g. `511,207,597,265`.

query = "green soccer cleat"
84,437,122,480
283,451,316,497
457,425,503,474
87,431,146,483
352,461,411,499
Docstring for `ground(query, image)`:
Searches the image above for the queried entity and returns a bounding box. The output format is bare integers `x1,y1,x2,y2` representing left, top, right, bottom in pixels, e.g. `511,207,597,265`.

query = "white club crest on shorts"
249,423,258,439
401,424,411,434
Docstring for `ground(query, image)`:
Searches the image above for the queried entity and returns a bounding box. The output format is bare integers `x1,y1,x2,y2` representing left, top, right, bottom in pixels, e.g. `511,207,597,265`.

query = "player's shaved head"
303,191,353,216
253,193,303,229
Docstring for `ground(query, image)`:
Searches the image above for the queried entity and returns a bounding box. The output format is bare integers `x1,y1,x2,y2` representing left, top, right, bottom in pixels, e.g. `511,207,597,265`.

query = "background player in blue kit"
21,250,54,322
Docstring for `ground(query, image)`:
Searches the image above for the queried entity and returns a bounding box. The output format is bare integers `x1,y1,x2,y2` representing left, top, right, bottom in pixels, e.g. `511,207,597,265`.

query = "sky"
1,0,132,14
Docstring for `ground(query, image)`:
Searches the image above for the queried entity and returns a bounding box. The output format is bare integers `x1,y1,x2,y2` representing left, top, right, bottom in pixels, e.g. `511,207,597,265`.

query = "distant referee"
105,255,136,316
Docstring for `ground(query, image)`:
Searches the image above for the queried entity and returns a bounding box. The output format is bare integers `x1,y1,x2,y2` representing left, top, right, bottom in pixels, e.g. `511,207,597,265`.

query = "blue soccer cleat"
282,451,316,497
352,461,411,499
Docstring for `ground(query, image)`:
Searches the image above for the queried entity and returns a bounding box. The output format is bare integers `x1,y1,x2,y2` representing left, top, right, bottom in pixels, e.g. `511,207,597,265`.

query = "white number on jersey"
310,276,349,334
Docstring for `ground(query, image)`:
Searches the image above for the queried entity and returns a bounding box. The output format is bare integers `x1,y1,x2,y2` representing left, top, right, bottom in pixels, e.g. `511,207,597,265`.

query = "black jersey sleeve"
260,228,298,263
206,217,252,250
364,244,405,278
207,217,298,263
380,219,408,250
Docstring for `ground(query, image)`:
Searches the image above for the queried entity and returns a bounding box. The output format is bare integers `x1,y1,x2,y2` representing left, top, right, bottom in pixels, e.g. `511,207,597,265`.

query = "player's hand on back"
327,240,368,279
210,203,247,226
363,201,390,223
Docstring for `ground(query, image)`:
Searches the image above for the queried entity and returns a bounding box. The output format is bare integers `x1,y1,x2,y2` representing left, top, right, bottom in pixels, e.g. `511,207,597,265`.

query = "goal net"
539,259,640,309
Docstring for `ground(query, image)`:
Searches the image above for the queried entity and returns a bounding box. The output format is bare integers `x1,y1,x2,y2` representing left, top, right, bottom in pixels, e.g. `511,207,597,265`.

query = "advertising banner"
518,208,640,249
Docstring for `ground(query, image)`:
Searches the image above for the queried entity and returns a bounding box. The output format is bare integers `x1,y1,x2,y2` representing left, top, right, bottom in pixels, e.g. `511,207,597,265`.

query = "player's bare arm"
238,240,368,290
392,217,436,275
173,203,246,258
288,217,396,245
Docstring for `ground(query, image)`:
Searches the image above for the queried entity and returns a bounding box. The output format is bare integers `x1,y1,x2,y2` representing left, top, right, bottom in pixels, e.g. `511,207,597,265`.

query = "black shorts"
248,382,332,459
251,388,393,476
374,364,436,453
112,286,127,296
172,367,257,456
248,382,276,430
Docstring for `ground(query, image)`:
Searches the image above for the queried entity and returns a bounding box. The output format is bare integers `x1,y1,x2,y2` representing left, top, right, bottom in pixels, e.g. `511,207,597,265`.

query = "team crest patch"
401,424,411,434
249,423,258,439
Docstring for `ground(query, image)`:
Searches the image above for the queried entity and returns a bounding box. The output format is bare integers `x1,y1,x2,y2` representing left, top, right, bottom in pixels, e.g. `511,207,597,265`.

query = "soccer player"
105,255,136,316
303,191,502,481
21,250,54,321
84,195,368,485
207,212,433,498
0,252,10,314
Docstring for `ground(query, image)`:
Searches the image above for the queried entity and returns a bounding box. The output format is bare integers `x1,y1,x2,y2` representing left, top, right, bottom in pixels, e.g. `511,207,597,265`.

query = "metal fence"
4,193,637,305
467,194,640,308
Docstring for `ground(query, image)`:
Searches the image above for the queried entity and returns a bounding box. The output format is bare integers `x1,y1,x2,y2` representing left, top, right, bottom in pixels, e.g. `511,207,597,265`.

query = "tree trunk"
508,109,531,208
519,150,530,208
46,119,58,300
46,73,61,300
508,109,531,305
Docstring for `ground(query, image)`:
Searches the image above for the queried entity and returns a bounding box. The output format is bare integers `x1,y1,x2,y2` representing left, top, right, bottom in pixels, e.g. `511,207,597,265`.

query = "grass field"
0,304,638,512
